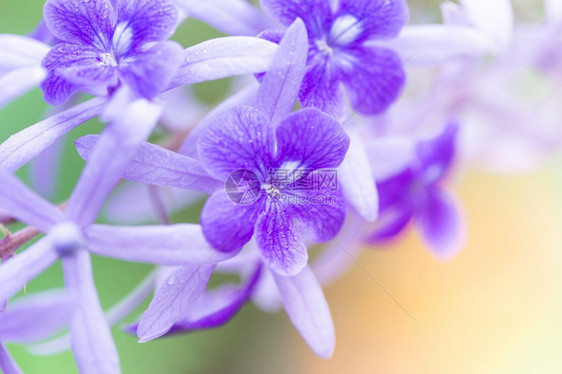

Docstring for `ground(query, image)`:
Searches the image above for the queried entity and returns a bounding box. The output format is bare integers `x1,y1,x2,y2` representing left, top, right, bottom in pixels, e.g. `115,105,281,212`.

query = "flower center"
329,15,363,46
315,39,334,56
261,183,281,198
49,222,84,256
100,52,118,67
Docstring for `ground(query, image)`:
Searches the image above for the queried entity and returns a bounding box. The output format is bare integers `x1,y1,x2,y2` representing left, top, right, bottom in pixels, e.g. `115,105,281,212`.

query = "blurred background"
1,0,562,372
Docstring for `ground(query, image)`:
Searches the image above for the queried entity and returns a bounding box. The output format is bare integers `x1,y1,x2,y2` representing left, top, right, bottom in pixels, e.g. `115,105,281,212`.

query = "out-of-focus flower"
0,291,73,374
367,122,465,259
0,35,49,109
40,0,183,105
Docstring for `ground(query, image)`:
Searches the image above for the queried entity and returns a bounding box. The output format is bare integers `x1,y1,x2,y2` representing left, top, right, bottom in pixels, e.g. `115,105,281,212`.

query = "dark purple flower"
198,105,350,275
40,0,183,105
260,0,408,116
367,122,465,258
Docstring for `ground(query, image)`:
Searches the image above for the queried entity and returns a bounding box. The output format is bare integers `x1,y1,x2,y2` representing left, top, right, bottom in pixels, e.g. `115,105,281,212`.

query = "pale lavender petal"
459,0,513,51
338,130,378,222
28,271,156,356
276,108,350,170
0,343,22,374
0,98,106,172
416,187,465,260
43,0,115,48
417,122,458,184
62,250,120,374
201,191,263,253
251,265,282,312
136,262,217,342
41,43,118,105
0,170,65,232
159,87,205,132
76,134,220,193
66,100,162,227
163,263,262,333
338,0,409,39
366,204,413,243
375,25,494,65
312,211,364,286
341,46,405,115
256,203,307,276
175,0,272,36
119,41,184,99
0,238,59,304
102,184,204,225
179,83,259,158
260,0,331,28
198,105,275,179
365,136,416,181
0,67,46,109
0,291,72,343
273,266,335,358
0,35,50,73
85,224,219,265
173,37,278,87
29,133,67,199
115,0,178,51
256,18,308,125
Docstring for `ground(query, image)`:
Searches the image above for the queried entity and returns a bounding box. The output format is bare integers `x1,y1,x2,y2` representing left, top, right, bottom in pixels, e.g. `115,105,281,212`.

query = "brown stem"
0,226,41,259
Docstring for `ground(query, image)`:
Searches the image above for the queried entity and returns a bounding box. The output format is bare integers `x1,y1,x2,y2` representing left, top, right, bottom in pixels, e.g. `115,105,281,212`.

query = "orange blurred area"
295,170,562,373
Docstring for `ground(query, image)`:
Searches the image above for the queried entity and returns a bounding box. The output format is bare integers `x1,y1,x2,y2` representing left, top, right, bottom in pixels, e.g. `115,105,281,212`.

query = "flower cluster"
0,0,561,372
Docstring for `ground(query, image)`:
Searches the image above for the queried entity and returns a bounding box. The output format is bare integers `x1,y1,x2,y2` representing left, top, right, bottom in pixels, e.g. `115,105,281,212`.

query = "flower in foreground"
260,0,409,116
41,0,183,105
367,123,465,258
198,105,350,275
74,20,342,358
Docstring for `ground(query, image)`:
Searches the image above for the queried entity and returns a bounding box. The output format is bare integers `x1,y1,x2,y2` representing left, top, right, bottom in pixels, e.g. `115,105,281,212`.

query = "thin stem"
0,226,41,259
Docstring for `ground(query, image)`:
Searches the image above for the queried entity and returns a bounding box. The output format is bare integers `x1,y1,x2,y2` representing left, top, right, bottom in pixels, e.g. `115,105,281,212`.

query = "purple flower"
0,98,221,373
367,123,465,259
198,105,350,275
40,0,183,105
0,291,73,374
75,21,339,358
260,0,408,116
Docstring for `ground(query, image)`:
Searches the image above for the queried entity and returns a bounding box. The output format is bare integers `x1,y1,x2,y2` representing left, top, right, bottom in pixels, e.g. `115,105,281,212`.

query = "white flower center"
262,183,281,198
329,15,363,46
112,22,134,56
315,39,334,56
49,222,84,255
100,52,118,67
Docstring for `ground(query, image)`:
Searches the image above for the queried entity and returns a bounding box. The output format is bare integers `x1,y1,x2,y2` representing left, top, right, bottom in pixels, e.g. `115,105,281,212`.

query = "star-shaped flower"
40,0,183,105
259,0,408,116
